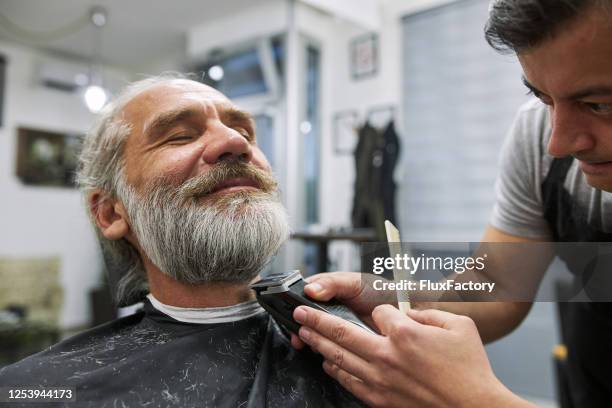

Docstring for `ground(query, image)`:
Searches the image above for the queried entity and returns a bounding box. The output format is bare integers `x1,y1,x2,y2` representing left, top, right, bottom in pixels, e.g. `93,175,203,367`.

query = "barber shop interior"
2,0,611,407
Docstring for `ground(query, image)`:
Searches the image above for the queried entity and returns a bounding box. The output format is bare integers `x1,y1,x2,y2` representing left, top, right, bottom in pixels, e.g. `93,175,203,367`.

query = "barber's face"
121,79,272,195
518,6,612,191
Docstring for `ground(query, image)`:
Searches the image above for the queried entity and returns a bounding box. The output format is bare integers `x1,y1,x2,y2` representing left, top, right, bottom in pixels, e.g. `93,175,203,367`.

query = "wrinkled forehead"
120,80,232,130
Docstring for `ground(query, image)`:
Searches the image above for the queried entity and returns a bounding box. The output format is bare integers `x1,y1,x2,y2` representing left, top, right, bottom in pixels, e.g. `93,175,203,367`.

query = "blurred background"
0,0,562,405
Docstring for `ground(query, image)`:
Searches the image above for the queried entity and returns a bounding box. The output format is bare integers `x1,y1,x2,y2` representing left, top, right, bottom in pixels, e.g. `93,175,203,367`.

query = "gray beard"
120,178,290,285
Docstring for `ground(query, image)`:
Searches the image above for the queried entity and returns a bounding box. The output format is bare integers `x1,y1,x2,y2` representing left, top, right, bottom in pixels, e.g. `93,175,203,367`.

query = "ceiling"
0,0,269,71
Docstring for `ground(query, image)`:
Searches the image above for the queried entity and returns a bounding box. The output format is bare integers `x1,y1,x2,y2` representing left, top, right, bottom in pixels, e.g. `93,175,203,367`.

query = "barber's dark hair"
485,0,607,54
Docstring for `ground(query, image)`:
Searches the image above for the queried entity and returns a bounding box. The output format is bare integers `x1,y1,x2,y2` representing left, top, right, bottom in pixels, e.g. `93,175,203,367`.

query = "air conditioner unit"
36,60,90,93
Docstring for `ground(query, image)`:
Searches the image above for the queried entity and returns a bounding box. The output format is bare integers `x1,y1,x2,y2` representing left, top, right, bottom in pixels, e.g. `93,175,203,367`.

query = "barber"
292,0,612,406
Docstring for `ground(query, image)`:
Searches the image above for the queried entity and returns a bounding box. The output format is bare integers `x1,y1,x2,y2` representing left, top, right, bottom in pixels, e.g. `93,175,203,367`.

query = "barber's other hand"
290,272,396,349
293,305,533,408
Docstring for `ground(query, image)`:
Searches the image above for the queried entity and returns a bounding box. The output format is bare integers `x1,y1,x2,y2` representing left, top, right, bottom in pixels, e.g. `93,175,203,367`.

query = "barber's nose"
200,122,253,164
547,105,594,158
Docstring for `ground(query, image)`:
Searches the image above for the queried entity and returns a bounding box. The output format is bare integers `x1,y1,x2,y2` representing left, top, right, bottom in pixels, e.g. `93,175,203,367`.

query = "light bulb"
300,121,312,134
208,65,224,81
84,85,108,113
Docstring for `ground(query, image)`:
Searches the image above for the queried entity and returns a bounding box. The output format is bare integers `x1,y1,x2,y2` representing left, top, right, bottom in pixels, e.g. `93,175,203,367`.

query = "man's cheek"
151,150,204,183
252,149,273,171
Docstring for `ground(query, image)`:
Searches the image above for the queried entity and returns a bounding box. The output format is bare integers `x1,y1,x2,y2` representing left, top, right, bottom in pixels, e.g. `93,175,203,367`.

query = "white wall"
188,0,287,60
0,41,132,328
300,0,380,29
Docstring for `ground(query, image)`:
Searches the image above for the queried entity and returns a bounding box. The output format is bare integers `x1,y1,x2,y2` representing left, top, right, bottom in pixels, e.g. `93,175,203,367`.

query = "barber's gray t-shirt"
490,98,612,239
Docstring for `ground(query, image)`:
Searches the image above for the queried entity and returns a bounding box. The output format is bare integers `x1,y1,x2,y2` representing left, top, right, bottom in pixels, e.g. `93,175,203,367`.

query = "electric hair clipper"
250,270,376,335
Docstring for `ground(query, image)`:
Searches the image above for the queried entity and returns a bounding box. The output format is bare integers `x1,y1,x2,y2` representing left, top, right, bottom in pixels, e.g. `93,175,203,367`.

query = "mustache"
179,161,278,199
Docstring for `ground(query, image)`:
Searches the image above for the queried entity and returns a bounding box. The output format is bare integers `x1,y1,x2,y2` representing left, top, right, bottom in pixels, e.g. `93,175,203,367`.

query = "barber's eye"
526,88,542,99
587,103,612,115
526,89,552,106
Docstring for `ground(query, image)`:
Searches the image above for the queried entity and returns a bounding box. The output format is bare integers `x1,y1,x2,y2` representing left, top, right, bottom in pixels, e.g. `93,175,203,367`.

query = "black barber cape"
0,299,365,407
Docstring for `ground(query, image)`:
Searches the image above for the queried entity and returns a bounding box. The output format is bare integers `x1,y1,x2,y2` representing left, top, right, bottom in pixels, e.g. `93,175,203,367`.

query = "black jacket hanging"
351,120,400,240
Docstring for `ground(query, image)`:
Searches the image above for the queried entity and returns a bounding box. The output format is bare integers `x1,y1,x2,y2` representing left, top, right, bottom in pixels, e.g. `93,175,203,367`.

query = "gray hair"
485,0,610,54
76,72,194,306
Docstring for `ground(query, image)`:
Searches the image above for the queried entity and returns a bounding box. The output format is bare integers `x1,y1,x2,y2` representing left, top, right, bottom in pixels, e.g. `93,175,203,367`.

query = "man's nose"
547,105,594,158
200,122,253,164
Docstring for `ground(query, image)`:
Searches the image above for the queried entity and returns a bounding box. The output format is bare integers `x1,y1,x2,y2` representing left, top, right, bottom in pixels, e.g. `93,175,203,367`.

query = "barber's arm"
294,225,553,344
293,304,535,407
418,224,554,342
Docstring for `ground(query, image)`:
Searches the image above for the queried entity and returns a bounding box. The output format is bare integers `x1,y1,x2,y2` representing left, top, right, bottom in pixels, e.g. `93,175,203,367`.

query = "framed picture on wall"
15,127,83,188
350,33,378,80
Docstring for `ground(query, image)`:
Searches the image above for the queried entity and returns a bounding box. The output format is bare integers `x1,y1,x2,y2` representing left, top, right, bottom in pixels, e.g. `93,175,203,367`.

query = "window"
400,0,529,241
304,45,320,224
194,38,284,100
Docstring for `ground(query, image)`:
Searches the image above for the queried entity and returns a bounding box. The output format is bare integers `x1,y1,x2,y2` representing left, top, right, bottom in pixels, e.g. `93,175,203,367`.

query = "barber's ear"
90,190,130,240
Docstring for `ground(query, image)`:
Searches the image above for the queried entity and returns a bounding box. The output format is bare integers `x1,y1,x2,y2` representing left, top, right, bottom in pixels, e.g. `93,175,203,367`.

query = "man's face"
114,79,289,283
121,79,271,194
518,6,612,191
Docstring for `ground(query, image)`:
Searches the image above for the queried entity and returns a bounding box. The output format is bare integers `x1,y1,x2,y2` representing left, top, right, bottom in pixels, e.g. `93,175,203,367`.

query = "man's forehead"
517,5,612,99
121,80,232,125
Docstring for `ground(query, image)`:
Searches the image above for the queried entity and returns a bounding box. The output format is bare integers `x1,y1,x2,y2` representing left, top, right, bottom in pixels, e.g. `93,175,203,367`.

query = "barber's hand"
293,305,533,408
290,272,396,349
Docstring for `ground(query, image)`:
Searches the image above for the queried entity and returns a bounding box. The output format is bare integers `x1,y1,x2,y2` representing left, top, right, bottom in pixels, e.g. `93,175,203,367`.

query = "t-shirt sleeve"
490,102,552,239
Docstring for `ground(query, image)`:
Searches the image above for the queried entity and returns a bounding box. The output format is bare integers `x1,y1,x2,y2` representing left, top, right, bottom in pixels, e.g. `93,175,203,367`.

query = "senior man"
0,75,363,408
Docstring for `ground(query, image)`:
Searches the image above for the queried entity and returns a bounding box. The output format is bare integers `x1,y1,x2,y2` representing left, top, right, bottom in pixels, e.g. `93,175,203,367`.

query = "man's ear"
90,190,130,240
